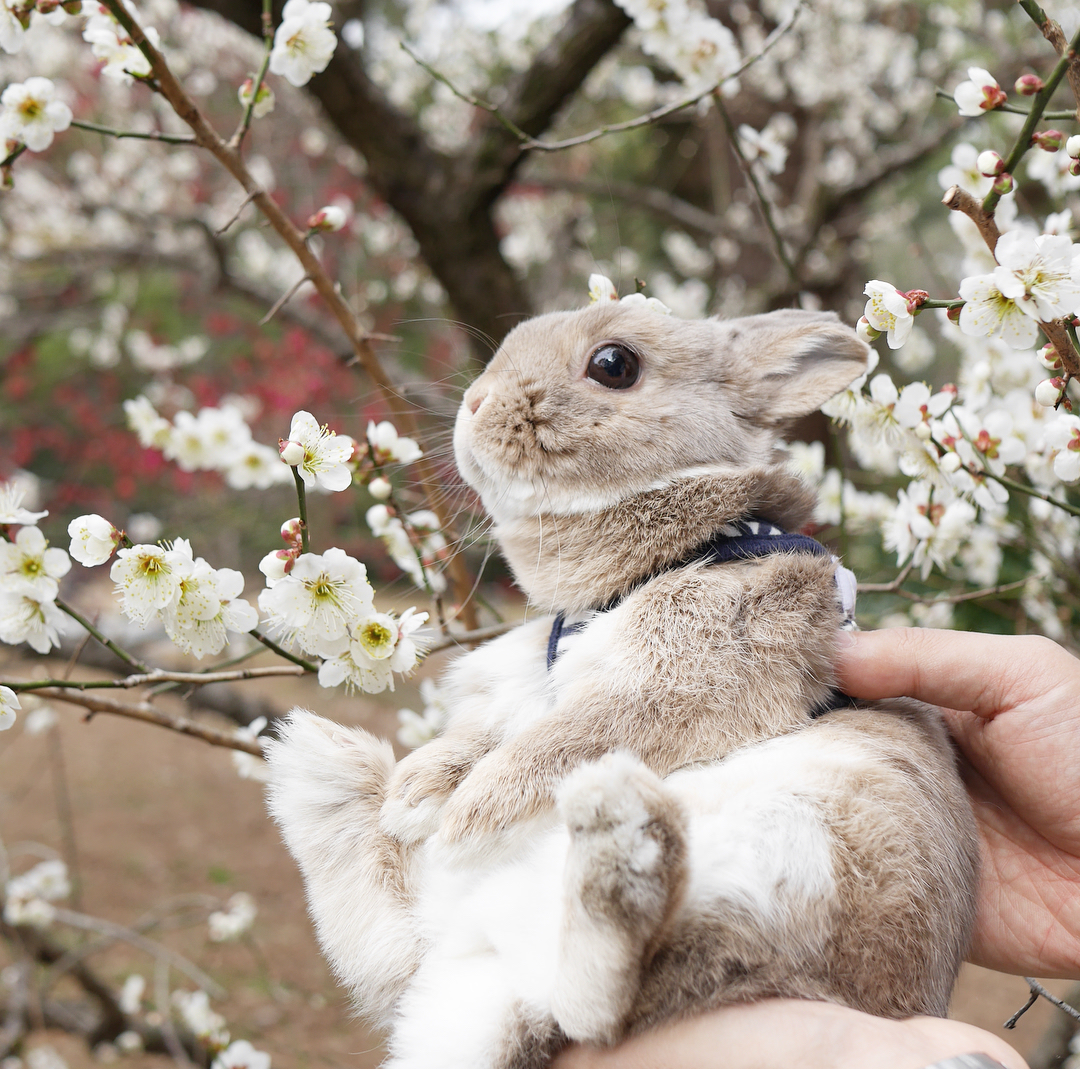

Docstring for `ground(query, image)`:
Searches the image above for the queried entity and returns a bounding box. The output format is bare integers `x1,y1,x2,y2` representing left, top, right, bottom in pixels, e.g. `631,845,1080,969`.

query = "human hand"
836,628,1080,979
550,998,1027,1069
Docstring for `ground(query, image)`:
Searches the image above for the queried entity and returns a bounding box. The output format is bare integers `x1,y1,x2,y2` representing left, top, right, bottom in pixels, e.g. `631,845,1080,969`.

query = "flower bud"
940,451,962,473
238,77,275,119
259,549,294,581
1015,73,1044,95
976,149,1004,176
915,422,932,441
307,205,346,233
856,316,881,343
1068,134,1080,159
1070,159,1080,178
946,304,962,323
36,0,60,13
1039,343,1063,370
368,476,392,500
1032,129,1065,152
279,439,305,466
992,172,1014,195
1035,377,1066,407
280,517,302,542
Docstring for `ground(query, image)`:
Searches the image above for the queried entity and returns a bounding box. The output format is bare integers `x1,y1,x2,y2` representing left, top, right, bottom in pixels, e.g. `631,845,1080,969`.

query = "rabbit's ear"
718,309,871,424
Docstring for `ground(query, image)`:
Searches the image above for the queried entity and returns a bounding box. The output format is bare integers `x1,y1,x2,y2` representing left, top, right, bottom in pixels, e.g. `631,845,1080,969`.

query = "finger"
834,628,1070,719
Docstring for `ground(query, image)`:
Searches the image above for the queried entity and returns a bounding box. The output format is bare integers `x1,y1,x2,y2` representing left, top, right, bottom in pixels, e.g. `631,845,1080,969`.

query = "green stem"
1019,0,1050,28
249,629,317,672
983,19,1080,213
71,119,195,144
147,642,265,696
55,599,149,673
981,468,1080,517
292,467,310,553
228,0,273,149
919,298,964,310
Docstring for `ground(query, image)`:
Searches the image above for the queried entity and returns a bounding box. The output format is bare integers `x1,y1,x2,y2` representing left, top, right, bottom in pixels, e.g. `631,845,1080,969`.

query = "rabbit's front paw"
437,751,546,844
380,747,469,842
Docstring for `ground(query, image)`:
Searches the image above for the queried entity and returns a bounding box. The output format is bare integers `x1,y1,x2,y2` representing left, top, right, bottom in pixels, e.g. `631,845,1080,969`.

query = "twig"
249,628,317,671
941,185,1000,251
70,118,195,144
6,665,307,692
53,908,224,998
979,467,1080,518
28,689,264,755
258,274,310,325
715,95,798,284
1004,988,1040,1029
227,0,274,150
214,190,257,235
984,17,1080,214
892,577,1030,604
400,0,807,153
55,599,149,673
933,87,1075,119
97,0,478,628
1019,0,1080,120
856,561,914,593
426,621,515,654
155,957,194,1068
1004,977,1080,1029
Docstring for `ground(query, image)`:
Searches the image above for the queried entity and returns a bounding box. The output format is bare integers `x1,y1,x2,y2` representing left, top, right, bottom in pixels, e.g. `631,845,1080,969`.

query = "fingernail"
835,629,857,649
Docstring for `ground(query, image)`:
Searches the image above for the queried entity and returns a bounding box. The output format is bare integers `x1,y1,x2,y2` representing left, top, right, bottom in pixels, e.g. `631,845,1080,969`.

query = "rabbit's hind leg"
263,709,423,1027
551,753,688,1046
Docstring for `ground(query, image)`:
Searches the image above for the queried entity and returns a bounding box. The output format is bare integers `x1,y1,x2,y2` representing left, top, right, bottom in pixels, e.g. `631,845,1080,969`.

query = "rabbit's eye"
586,344,640,389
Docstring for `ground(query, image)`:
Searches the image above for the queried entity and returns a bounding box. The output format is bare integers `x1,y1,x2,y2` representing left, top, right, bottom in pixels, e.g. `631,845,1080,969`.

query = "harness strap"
546,518,858,718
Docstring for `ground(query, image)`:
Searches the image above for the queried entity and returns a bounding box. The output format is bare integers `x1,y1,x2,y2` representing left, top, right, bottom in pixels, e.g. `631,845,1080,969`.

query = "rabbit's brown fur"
266,301,979,1069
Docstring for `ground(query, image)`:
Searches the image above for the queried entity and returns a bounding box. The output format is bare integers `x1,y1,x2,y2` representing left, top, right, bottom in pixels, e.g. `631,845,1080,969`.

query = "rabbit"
264,301,979,1069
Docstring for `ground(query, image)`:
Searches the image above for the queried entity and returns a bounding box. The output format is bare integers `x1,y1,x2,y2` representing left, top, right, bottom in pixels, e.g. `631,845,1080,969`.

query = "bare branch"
8,665,307,693
28,688,264,755
258,273,310,325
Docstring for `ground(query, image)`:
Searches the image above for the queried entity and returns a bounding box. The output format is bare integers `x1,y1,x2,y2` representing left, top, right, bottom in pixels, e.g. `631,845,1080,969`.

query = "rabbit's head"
455,303,869,522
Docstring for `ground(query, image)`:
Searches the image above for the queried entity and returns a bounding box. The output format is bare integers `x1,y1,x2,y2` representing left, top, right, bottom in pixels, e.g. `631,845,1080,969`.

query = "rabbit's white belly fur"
387,729,856,1068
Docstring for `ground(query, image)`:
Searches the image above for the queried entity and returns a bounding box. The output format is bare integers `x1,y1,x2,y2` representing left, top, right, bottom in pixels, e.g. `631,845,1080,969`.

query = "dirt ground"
1,644,1076,1069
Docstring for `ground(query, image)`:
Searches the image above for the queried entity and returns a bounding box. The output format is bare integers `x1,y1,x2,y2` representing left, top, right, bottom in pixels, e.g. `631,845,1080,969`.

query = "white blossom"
0,480,47,526
109,543,194,625
172,990,229,1047
958,273,1039,349
990,229,1080,322
863,280,914,349
0,685,19,731
281,410,355,492
396,677,448,749
119,975,145,1015
4,859,70,927
1041,414,1080,482
366,420,422,465
257,548,374,652
231,716,270,782
883,482,977,579
368,476,392,500
588,274,618,302
83,10,158,83
953,67,1005,116
123,396,172,450
737,123,788,174
0,586,67,653
211,1040,271,1069
162,549,258,658
208,892,257,942
269,0,337,87
67,514,120,567
0,78,71,152
223,441,291,490
0,526,71,601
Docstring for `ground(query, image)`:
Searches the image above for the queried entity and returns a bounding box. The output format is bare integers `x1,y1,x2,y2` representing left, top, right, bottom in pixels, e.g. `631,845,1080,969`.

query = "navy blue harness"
545,519,856,720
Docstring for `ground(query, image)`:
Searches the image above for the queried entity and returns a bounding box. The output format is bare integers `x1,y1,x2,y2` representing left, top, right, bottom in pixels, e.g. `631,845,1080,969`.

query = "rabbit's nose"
468,390,487,415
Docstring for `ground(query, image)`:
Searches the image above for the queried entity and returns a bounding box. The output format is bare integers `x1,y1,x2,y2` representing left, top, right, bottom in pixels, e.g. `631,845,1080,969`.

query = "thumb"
834,628,1060,720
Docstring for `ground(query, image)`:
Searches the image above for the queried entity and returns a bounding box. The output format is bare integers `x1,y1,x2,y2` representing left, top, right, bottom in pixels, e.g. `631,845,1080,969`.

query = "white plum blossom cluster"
172,989,230,1050
3,858,70,928
208,891,257,941
124,395,293,491
396,676,448,748
366,504,447,594
110,537,259,657
258,546,429,692
588,273,672,315
0,76,70,151
0,487,69,654
613,0,740,96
